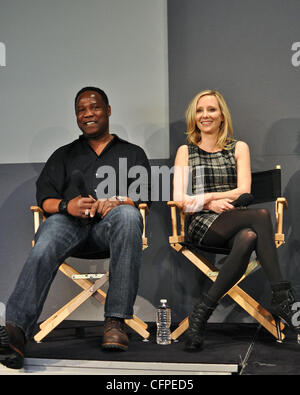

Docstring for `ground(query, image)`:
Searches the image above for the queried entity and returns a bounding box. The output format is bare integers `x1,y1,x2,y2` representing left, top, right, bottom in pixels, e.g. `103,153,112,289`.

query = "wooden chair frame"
168,167,288,342
30,204,150,342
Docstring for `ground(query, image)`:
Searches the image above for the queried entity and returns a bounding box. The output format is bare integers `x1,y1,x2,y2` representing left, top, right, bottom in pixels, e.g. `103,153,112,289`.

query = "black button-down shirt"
36,134,151,211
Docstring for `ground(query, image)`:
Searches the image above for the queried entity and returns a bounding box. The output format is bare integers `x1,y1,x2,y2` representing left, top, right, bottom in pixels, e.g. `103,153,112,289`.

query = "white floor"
0,358,238,375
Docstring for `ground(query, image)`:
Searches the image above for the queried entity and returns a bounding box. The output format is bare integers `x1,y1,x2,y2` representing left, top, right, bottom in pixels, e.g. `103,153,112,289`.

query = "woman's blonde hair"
185,89,234,150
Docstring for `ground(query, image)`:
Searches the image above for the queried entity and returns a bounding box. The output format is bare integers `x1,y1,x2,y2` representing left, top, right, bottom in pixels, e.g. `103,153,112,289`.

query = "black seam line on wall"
254,154,300,157
238,324,261,375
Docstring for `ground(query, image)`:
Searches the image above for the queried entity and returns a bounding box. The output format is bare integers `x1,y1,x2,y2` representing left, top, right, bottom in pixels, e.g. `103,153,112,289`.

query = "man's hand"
67,196,96,218
90,197,121,219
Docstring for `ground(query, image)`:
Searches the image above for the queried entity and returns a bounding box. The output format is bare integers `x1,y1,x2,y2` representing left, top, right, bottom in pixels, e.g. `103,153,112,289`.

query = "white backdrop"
0,0,169,164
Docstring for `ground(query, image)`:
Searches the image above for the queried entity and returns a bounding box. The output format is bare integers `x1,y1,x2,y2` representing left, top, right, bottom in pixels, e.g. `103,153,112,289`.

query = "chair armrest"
30,205,44,214
167,201,185,244
30,206,46,246
275,197,288,248
138,203,149,250
138,203,149,214
167,201,183,210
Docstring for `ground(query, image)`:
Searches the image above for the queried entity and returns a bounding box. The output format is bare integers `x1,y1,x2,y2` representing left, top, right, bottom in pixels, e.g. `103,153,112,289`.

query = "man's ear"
107,105,112,117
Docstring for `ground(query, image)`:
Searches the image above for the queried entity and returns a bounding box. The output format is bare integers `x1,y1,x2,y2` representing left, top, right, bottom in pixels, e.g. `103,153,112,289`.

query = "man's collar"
79,133,128,144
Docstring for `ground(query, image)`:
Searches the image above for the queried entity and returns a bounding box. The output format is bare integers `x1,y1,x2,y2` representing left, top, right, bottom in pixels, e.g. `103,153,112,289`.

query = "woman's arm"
207,141,251,203
173,145,188,207
204,141,251,213
173,141,251,214
173,145,214,211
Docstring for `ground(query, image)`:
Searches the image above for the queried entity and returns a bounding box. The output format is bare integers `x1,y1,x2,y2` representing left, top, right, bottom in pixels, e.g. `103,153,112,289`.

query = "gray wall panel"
1,0,300,329
167,0,300,322
0,0,169,163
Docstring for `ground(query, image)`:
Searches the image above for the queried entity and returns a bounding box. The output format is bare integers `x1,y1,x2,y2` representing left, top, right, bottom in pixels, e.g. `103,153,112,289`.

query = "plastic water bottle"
156,299,171,345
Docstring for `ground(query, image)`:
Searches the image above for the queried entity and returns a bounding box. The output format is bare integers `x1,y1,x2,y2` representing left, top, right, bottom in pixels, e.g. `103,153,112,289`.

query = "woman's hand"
182,195,204,214
207,198,235,214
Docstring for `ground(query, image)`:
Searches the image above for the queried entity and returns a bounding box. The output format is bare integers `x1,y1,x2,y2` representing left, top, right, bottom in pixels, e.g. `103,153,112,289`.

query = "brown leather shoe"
101,317,129,351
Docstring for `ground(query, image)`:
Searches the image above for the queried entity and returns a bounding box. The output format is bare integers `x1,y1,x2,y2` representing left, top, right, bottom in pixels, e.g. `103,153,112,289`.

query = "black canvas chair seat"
180,241,230,256
72,250,110,260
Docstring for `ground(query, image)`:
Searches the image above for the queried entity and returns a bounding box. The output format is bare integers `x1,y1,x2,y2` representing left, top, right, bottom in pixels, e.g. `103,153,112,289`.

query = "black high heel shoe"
271,281,300,344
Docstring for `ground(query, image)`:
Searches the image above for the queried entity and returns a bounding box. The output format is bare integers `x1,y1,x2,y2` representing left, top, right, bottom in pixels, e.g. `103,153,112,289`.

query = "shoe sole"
0,327,24,370
102,342,128,351
184,341,204,352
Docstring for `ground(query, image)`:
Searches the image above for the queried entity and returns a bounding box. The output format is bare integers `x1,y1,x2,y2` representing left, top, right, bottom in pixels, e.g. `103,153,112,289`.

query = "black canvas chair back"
182,167,282,256
251,168,281,204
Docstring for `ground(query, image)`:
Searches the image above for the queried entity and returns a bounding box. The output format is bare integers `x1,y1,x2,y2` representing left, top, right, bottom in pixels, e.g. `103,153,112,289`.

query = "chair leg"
38,264,108,332
171,317,189,341
170,246,285,341
59,263,107,304
34,276,108,342
125,318,150,340
226,284,285,340
61,263,150,338
35,262,150,342
129,315,148,329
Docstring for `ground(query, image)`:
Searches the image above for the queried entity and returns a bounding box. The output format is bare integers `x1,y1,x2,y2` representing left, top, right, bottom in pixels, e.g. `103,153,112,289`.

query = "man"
0,86,151,369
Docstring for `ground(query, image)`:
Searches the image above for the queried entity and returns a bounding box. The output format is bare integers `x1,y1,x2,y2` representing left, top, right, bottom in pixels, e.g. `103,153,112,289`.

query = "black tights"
201,208,284,302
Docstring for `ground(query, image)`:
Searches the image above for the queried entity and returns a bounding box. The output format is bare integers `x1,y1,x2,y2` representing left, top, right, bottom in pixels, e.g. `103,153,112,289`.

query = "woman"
173,89,300,351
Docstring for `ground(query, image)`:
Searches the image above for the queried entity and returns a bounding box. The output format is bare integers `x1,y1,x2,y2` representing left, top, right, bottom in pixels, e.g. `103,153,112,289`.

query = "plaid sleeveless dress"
186,141,237,245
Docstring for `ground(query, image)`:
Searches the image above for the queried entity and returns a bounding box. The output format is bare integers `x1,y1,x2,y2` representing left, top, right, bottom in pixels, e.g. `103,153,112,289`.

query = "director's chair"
30,203,150,342
168,166,287,342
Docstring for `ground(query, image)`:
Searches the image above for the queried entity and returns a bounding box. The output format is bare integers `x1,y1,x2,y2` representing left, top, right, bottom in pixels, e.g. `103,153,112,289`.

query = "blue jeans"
6,205,143,339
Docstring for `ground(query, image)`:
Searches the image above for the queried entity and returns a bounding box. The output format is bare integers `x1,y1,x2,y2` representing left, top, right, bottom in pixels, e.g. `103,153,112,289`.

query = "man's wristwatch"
114,196,126,204
58,199,70,214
